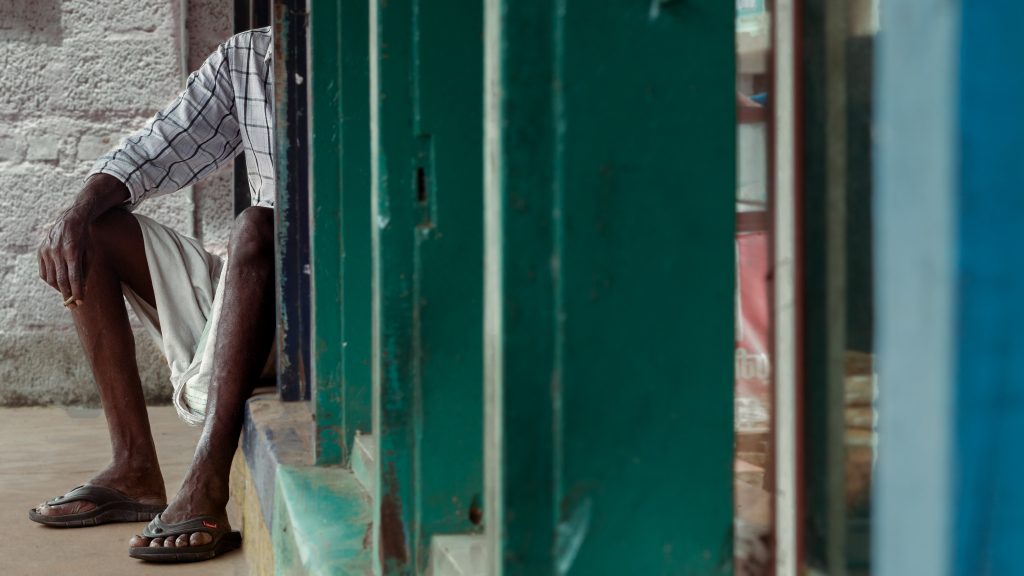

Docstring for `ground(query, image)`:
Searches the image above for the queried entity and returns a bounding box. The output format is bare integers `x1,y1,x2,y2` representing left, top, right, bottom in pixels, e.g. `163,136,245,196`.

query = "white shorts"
122,214,226,426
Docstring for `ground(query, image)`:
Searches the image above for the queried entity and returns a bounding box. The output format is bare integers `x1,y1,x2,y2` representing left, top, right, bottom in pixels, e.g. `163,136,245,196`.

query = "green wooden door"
308,0,373,466
484,1,736,574
370,0,486,572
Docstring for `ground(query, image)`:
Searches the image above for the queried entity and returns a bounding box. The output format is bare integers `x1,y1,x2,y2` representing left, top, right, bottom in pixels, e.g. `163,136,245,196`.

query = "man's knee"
229,206,274,265
87,209,141,256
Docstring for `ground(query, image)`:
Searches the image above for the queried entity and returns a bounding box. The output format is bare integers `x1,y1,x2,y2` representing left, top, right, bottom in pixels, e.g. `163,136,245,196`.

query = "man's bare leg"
35,209,166,517
130,207,276,549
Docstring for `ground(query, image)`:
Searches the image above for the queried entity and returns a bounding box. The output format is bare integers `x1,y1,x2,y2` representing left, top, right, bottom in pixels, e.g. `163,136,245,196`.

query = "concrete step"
352,432,376,494
426,534,488,576
238,395,373,575
240,394,315,532
273,466,373,576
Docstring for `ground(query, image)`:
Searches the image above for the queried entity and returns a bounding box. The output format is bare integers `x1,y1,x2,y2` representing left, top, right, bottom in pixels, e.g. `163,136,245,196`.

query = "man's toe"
128,535,150,548
163,537,177,548
174,534,189,547
36,501,96,516
149,538,164,547
190,532,213,547
37,504,59,516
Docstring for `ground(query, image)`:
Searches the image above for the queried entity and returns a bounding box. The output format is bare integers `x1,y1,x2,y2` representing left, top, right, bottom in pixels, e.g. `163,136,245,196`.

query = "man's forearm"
68,173,131,222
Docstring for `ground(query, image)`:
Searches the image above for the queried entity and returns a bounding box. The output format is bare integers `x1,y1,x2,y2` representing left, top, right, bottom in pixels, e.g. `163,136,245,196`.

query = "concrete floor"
0,406,249,575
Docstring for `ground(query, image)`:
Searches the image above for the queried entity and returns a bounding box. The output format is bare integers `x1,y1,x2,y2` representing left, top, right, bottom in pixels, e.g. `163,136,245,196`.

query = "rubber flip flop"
29,485,166,528
128,513,242,563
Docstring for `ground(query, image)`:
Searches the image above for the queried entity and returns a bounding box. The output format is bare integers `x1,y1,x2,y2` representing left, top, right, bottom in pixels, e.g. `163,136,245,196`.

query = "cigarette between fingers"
63,295,75,306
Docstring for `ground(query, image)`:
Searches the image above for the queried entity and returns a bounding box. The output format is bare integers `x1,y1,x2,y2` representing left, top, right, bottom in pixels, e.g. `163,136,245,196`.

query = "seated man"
30,27,276,563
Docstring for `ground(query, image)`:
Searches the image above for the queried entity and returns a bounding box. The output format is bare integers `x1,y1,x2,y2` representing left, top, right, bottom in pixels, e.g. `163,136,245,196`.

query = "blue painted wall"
877,2,1024,574
954,2,1024,574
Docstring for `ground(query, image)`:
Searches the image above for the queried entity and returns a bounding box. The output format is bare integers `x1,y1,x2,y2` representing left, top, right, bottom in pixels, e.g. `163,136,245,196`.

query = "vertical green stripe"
371,0,486,571
485,1,561,573
309,0,372,467
486,1,735,573
371,0,419,570
338,0,374,467
413,0,485,571
309,0,345,465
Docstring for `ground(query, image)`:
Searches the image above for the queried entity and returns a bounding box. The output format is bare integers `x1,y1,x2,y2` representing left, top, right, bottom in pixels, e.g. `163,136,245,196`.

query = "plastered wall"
0,0,236,406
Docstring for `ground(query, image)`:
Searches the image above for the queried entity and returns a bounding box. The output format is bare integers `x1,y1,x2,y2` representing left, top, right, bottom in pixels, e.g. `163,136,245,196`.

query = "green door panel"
371,0,485,572
485,1,736,573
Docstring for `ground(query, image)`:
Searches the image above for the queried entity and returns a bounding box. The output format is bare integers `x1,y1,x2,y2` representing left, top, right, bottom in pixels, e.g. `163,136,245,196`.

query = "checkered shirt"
89,27,276,209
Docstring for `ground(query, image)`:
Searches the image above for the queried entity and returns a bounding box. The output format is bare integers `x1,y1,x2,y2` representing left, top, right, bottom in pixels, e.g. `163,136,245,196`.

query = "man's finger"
64,245,85,303
41,251,59,292
52,250,73,302
67,263,83,304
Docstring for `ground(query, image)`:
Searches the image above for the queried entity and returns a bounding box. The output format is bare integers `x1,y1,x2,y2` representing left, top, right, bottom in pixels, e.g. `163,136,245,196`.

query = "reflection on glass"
844,1,880,573
734,0,773,573
803,0,880,574
733,1,881,573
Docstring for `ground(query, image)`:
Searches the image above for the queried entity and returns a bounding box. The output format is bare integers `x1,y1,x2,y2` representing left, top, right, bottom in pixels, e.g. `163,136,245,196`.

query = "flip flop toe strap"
45,485,129,507
44,485,83,506
142,513,228,540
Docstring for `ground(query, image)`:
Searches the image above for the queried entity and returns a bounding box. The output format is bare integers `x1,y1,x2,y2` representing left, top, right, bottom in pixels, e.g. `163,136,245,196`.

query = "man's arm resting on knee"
37,174,129,308
38,34,248,308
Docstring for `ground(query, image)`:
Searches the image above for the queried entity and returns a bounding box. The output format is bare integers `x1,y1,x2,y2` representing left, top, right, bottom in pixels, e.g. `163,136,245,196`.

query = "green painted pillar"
483,2,560,573
484,0,736,574
336,0,375,468
308,0,373,466
412,0,486,566
370,0,485,572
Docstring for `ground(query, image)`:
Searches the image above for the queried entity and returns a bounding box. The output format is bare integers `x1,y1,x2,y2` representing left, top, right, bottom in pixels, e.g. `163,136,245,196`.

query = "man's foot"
34,463,166,518
128,473,228,549
128,513,242,563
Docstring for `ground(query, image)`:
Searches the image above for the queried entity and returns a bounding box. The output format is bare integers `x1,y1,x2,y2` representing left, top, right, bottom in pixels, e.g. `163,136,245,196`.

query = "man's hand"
38,208,91,308
37,174,130,310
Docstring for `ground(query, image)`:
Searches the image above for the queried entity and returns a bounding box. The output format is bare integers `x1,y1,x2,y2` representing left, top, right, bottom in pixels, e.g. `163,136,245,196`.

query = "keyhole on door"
416,166,428,204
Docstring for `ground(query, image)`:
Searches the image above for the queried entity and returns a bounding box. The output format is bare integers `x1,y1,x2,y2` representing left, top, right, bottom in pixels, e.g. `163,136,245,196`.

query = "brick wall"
0,0,236,406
